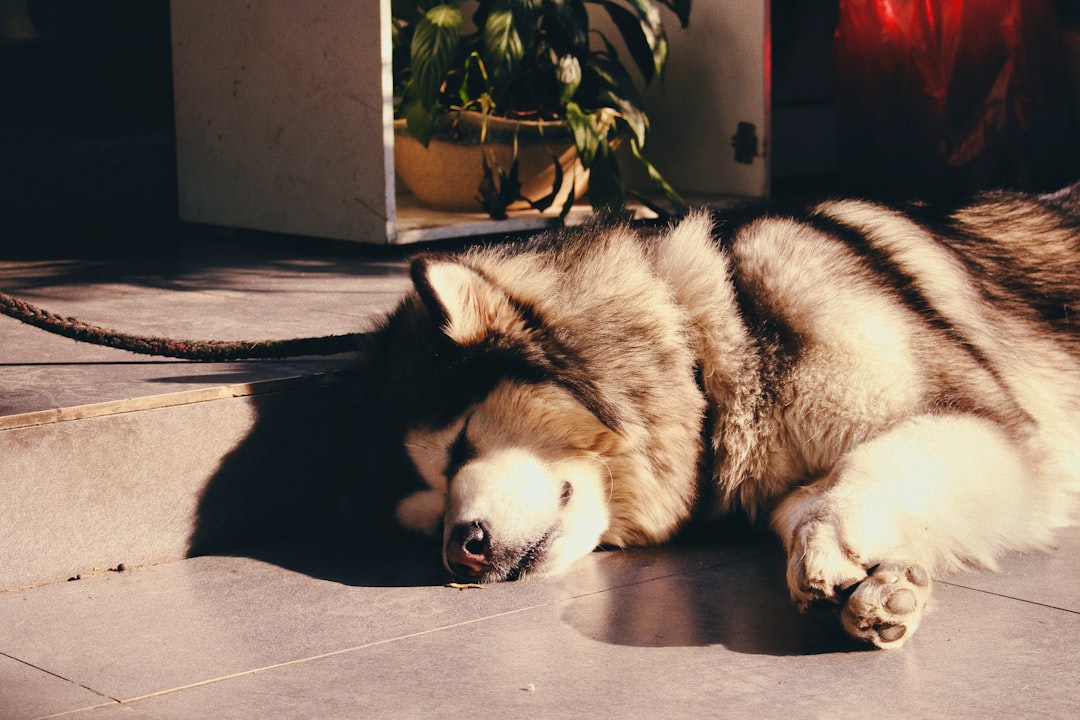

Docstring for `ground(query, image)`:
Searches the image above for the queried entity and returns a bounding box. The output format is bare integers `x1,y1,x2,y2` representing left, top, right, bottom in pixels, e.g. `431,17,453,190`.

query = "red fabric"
835,0,1076,195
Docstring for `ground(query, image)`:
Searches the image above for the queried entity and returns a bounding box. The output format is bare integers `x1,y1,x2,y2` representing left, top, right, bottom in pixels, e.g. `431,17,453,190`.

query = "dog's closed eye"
560,481,573,507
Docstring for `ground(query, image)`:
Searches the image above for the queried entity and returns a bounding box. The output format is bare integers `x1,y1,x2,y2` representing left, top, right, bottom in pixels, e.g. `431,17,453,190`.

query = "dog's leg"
772,414,1047,648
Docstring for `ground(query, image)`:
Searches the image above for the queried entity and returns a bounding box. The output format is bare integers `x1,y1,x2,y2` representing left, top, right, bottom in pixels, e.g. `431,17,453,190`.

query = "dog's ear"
411,255,523,346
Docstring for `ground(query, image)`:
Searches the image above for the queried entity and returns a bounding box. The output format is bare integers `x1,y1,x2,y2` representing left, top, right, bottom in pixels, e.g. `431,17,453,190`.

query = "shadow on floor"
185,369,369,557
185,362,448,586
183,320,862,658
558,544,866,657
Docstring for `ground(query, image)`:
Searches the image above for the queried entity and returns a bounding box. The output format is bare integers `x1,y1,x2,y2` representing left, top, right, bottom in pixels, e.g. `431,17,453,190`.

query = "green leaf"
556,54,582,105
564,102,603,167
510,0,544,50
410,5,463,110
477,151,523,219
585,144,625,213
483,1,525,85
558,175,577,219
586,51,619,89
604,89,648,147
657,0,691,28
546,0,590,55
402,93,437,147
628,136,688,214
459,51,493,108
524,152,565,213
585,54,646,143
596,0,660,83
477,153,506,219
597,1,665,84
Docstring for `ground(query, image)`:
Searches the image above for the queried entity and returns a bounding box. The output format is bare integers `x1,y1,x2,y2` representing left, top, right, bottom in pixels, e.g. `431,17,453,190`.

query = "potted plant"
391,0,690,218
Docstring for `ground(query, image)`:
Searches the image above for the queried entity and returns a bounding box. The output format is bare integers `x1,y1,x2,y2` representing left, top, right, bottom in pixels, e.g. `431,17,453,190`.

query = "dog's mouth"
445,523,558,583
503,528,555,582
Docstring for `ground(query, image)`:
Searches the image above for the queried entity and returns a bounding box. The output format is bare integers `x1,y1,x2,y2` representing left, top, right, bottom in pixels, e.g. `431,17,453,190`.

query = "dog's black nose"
446,521,491,579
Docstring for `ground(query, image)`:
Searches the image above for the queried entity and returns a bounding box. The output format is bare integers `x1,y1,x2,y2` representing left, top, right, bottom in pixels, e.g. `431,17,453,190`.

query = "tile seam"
0,370,354,431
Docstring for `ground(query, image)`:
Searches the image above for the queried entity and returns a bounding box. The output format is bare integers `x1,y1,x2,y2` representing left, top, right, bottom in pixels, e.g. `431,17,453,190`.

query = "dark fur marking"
803,211,1036,428
716,218,804,400
804,213,1000,369
409,252,629,434
905,195,1080,339
445,417,475,481
710,207,805,368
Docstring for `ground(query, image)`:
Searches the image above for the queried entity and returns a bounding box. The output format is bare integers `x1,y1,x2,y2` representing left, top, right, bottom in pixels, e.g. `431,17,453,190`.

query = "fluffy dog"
364,186,1080,648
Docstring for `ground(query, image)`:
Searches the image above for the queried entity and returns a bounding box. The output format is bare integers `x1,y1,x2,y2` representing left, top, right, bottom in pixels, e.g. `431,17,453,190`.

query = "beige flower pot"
393,111,589,213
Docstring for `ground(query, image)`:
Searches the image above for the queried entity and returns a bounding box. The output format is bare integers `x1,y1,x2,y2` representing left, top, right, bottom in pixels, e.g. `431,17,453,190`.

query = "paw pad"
875,623,907,643
884,587,916,614
905,564,931,587
841,562,931,649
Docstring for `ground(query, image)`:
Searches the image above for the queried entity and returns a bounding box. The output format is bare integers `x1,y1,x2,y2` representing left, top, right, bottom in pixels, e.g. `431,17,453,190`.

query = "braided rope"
0,289,372,361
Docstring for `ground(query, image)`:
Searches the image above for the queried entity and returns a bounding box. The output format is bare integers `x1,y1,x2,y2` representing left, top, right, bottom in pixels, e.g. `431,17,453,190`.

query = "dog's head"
372,225,707,582
399,379,619,582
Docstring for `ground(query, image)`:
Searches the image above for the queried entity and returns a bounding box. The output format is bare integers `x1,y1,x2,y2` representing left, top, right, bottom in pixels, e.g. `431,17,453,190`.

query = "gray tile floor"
0,236,411,417
2,527,1079,720
2,229,1079,719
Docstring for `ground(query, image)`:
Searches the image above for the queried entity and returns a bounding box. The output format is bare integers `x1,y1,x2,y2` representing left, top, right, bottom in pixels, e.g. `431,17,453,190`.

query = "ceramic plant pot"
393,110,589,213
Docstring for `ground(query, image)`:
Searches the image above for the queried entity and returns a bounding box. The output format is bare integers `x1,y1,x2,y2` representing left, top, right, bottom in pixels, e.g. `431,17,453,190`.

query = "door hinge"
731,121,762,164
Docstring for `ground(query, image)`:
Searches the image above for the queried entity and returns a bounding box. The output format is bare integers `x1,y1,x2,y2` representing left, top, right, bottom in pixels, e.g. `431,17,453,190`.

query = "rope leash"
0,289,372,361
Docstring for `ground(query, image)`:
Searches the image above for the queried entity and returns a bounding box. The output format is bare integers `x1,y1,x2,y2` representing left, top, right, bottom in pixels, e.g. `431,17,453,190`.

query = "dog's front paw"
786,517,867,611
840,562,932,649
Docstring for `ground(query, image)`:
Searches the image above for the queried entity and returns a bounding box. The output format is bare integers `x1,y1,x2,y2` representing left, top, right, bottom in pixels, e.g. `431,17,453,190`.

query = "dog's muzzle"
445,520,556,582
446,521,491,579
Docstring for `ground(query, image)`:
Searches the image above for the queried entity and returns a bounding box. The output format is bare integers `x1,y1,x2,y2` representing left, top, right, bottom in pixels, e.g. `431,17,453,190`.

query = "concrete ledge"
1,372,365,591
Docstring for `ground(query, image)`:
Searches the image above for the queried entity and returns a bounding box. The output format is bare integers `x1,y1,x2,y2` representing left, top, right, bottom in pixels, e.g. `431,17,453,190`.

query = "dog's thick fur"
365,186,1080,648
